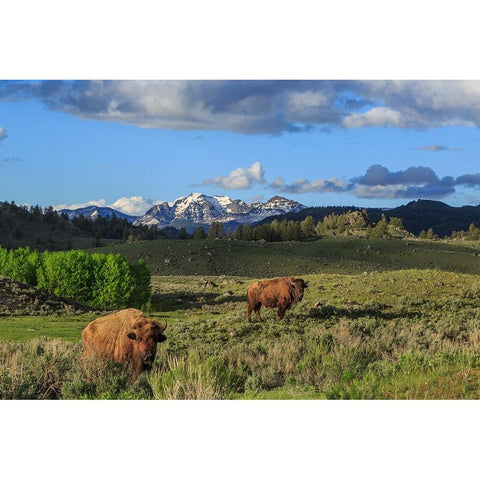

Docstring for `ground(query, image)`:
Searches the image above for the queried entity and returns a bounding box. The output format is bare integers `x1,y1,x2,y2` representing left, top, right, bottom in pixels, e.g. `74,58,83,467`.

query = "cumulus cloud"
343,107,408,128
53,199,107,211
349,164,456,199
353,184,455,199
0,127,6,141
52,196,160,215
5,80,480,135
270,164,476,200
200,161,266,190
4,80,480,135
352,164,452,187
270,176,351,194
109,196,159,216
455,174,480,187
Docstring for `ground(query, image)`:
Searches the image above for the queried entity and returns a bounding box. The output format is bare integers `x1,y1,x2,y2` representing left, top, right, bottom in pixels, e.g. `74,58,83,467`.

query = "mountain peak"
134,193,306,231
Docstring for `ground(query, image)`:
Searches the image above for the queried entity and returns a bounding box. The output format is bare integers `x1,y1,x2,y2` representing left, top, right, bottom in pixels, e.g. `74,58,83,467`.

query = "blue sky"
2,80,480,215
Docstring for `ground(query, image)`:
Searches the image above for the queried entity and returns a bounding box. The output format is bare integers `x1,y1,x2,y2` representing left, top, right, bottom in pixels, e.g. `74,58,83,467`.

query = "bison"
247,277,308,322
82,308,167,381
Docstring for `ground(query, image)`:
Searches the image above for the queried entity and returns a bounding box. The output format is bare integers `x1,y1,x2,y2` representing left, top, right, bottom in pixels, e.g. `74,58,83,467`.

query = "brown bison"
82,308,167,381
247,277,308,322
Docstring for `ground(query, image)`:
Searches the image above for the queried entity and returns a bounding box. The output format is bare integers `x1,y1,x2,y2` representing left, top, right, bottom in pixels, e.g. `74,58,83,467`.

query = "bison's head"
126,318,167,371
291,278,308,303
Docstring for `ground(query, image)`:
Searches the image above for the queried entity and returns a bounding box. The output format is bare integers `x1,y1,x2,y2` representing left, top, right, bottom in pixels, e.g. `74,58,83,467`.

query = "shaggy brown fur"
247,277,308,322
82,308,167,381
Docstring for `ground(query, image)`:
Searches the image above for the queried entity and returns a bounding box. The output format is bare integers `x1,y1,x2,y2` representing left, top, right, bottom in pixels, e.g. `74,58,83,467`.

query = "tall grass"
4,268,480,399
0,339,153,399
148,351,245,400
0,339,79,399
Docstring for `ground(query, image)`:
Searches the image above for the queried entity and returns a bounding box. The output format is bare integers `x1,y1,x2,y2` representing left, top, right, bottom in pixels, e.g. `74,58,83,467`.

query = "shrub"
61,357,139,399
0,339,78,399
148,351,245,399
0,246,151,309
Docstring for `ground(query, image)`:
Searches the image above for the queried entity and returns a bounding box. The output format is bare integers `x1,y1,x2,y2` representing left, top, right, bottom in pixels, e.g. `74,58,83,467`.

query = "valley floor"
2,265,480,399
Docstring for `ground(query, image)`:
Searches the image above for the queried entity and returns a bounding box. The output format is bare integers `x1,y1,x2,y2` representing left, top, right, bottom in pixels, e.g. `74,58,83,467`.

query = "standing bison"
82,308,167,381
247,277,308,322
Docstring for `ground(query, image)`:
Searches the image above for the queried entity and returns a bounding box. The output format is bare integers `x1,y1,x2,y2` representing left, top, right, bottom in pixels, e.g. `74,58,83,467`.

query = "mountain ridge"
55,196,480,237
58,193,306,232
58,205,138,223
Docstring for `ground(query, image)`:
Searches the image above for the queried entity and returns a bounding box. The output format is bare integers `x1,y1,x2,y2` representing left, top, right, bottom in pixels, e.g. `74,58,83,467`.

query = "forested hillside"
0,201,166,250
259,200,480,237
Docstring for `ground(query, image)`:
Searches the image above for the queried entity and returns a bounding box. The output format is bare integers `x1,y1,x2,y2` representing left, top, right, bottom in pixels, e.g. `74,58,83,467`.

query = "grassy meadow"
2,237,480,399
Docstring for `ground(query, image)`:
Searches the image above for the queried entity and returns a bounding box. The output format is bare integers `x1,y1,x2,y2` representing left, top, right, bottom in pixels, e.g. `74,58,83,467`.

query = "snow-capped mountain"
133,193,306,230
57,193,306,231
58,206,138,223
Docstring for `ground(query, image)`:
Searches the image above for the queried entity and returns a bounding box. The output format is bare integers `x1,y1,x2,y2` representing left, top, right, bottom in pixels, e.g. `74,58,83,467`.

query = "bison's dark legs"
248,303,263,322
247,305,253,322
255,305,263,322
277,303,289,320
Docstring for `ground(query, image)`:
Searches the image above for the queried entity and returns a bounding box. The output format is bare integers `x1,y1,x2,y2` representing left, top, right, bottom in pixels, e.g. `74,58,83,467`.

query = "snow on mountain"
133,193,306,230
57,193,306,231
58,206,138,223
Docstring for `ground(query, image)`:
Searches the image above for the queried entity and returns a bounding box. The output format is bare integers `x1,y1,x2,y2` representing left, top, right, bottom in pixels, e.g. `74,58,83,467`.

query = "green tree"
233,224,244,240
389,216,404,230
178,227,189,240
467,223,480,240
129,259,151,308
369,214,389,239
193,226,206,240
243,223,254,241
94,254,132,308
300,216,316,237
208,222,224,239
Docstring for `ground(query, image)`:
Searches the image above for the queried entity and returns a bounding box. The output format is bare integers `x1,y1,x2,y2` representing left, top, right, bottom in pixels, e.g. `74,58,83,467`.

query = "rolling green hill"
90,237,480,277
3,235,480,399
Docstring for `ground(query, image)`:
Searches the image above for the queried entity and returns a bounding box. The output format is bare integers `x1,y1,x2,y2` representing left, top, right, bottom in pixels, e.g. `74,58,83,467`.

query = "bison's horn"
159,318,167,332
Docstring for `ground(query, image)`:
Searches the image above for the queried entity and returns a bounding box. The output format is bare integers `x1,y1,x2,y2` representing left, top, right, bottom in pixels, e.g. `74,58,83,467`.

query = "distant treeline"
186,211,409,242
187,211,480,242
0,246,151,309
0,201,173,251
3,200,480,251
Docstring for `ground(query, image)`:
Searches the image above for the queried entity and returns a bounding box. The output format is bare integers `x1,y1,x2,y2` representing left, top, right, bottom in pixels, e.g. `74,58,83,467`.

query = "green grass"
3,237,480,399
0,314,96,342
89,237,480,277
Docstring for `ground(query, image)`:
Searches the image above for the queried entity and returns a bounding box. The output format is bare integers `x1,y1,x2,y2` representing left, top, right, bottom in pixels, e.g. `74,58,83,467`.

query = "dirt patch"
0,275,89,315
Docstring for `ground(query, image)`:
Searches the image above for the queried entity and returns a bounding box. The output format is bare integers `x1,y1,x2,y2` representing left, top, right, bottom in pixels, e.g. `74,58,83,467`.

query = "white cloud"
109,196,159,216
353,184,408,199
270,177,285,187
6,80,480,135
201,161,266,190
0,127,6,141
343,107,408,128
53,196,160,216
271,176,349,194
53,198,106,211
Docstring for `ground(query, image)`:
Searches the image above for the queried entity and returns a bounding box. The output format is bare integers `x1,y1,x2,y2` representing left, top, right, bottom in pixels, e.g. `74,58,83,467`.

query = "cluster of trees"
0,246,151,309
0,201,170,250
184,211,408,242
450,223,480,241
71,213,167,244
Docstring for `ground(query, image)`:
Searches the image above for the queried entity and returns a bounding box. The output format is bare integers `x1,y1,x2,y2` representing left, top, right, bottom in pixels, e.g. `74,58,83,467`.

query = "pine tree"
300,216,316,237
193,226,206,240
243,223,254,241
178,227,189,239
